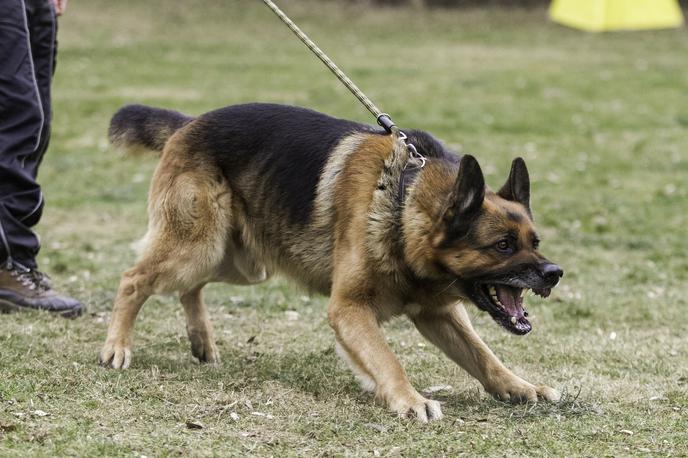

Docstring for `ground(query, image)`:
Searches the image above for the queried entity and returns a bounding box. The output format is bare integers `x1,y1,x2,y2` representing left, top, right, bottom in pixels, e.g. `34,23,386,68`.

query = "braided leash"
261,0,426,168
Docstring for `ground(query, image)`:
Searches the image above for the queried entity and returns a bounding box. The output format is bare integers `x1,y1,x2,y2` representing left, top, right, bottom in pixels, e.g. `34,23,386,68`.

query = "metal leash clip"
395,130,426,170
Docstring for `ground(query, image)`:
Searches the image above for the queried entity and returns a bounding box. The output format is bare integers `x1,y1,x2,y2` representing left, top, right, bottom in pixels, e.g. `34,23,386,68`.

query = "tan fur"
100,124,558,422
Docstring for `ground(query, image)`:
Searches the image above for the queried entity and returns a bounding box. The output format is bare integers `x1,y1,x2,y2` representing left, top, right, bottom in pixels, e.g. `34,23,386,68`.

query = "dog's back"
192,104,378,226
111,103,376,224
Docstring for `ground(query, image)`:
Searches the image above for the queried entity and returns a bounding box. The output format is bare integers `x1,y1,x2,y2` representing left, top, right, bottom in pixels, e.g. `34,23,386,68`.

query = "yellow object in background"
550,0,685,32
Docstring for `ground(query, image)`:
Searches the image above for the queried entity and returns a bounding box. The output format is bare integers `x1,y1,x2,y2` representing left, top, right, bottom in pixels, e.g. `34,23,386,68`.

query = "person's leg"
24,0,56,176
0,0,48,269
0,0,81,316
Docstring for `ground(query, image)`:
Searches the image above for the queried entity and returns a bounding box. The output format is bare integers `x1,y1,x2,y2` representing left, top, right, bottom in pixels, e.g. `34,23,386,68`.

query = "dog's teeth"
488,286,503,308
510,316,517,324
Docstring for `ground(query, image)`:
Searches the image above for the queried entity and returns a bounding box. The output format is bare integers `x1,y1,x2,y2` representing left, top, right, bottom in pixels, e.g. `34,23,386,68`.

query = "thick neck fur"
399,158,466,306
361,137,470,308
364,137,414,280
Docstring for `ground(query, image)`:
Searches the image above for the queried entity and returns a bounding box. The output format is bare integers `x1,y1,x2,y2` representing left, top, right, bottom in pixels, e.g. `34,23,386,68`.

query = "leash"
261,0,426,171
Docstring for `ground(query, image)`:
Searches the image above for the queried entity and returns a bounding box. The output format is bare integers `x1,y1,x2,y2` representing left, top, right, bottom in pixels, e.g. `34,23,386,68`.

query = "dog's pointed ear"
443,155,485,241
498,157,531,216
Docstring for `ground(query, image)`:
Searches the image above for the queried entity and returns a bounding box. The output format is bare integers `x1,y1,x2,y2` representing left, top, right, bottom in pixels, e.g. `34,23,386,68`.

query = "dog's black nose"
542,263,564,284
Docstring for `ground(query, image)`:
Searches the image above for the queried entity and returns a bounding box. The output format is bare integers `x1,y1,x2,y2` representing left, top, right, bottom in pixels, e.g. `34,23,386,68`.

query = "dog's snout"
542,263,563,284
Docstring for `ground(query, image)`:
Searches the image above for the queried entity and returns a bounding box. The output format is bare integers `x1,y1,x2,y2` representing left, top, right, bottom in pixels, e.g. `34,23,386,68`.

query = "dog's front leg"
412,303,559,403
328,295,443,422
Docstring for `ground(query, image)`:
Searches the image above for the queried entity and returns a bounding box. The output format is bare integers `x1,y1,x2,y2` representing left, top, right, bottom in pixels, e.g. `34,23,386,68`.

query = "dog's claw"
99,342,132,369
487,376,559,404
406,399,443,423
536,385,560,402
192,342,220,364
390,393,443,423
188,329,220,364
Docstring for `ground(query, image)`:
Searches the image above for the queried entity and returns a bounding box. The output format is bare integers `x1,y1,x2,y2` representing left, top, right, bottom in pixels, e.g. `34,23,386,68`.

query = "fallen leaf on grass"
365,423,387,433
185,420,204,430
422,384,452,395
32,410,49,417
91,311,108,324
229,412,240,422
619,429,634,436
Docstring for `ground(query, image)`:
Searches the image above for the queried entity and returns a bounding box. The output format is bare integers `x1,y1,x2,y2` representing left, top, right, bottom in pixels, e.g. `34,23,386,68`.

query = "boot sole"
0,298,83,318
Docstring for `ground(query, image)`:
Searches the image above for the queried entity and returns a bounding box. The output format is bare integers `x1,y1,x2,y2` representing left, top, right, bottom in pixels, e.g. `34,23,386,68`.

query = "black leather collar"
397,165,422,204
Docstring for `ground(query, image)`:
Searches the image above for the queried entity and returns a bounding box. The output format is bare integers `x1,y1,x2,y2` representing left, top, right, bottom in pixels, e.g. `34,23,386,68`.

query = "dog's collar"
397,164,423,204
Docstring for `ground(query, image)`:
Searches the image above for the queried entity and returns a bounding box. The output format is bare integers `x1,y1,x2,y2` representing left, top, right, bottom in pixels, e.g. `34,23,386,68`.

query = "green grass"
1,0,687,455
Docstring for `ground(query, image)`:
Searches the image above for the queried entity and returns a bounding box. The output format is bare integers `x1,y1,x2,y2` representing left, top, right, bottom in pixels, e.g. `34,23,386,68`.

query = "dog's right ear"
441,155,485,242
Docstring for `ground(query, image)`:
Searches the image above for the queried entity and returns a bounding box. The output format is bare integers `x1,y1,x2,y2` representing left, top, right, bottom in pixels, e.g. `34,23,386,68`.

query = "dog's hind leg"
180,284,219,364
100,143,231,369
100,235,222,370
99,263,156,369
100,235,223,370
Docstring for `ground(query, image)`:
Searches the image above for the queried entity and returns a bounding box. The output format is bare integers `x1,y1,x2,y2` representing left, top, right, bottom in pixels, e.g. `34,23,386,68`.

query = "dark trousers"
0,0,56,269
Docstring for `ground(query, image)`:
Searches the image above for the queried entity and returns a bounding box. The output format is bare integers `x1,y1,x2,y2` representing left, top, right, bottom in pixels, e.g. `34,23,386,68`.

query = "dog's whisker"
436,278,458,297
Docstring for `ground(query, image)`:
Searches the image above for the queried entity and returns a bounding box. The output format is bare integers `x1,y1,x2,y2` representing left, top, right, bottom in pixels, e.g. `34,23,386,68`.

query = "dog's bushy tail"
108,104,193,155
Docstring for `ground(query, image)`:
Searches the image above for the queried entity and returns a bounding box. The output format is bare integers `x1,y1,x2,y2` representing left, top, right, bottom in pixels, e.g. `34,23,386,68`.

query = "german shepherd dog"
100,103,563,422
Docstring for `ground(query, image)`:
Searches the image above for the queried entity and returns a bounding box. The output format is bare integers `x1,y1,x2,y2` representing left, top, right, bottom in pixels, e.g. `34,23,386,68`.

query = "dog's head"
425,155,562,335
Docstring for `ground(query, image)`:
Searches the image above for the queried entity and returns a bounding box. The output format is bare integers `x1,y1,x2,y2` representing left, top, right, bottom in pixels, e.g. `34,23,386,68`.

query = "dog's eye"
495,239,512,253
533,238,540,250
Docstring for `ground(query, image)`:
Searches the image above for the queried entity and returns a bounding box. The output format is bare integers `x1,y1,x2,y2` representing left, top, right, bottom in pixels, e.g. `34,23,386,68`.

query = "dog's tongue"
496,285,525,319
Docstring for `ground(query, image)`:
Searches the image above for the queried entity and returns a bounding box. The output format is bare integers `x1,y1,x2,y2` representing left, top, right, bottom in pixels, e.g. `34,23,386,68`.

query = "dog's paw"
99,341,132,369
188,332,220,364
486,376,559,403
534,384,560,402
388,392,443,423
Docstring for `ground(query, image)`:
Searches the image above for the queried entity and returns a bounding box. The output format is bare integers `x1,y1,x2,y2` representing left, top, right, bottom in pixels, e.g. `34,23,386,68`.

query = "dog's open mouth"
472,283,552,335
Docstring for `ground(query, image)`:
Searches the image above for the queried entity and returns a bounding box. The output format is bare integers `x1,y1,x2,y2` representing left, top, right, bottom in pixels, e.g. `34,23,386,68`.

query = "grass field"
1,0,687,455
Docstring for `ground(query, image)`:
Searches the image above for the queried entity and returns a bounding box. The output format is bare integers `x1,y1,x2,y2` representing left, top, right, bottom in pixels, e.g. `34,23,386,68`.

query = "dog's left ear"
498,157,531,217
